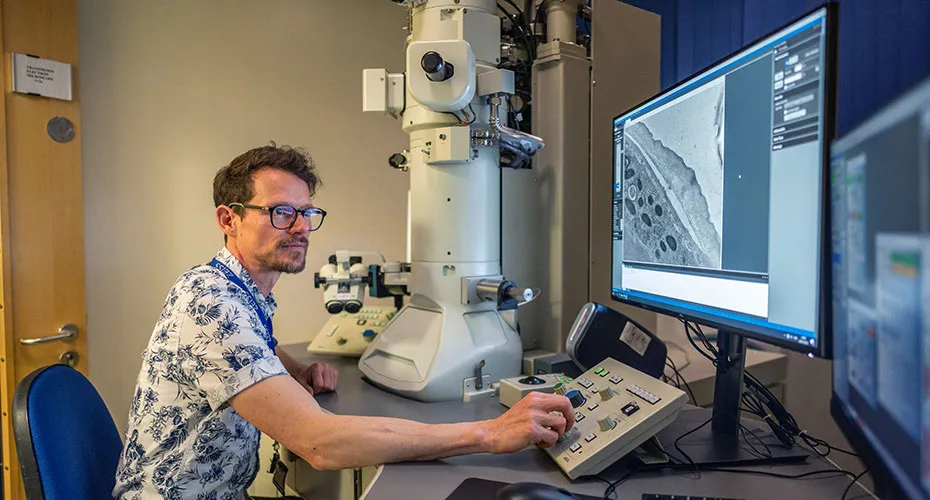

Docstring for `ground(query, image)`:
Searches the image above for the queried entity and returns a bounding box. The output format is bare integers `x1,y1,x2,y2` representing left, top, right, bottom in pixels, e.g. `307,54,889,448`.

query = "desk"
278,343,865,500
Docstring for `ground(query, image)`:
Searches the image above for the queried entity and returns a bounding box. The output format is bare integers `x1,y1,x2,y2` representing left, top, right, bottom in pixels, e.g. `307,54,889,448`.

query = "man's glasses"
229,203,327,231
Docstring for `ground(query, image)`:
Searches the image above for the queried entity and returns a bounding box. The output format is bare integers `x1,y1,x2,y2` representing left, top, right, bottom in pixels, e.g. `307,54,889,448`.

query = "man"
113,144,574,499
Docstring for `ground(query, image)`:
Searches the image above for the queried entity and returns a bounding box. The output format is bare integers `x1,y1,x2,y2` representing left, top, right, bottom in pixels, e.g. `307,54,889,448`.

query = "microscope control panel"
307,305,397,357
545,357,687,479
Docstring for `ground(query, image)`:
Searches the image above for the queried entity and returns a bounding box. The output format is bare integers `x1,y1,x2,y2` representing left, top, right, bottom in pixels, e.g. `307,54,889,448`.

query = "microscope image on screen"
621,79,725,270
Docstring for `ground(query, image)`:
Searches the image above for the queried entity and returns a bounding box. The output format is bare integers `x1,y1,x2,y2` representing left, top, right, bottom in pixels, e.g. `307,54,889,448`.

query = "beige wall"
78,0,410,429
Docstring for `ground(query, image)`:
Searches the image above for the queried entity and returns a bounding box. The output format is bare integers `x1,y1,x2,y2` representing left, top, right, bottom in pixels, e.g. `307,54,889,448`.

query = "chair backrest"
13,364,123,500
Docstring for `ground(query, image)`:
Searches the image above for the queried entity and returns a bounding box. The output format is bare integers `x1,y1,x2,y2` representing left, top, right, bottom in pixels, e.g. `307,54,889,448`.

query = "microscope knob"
600,387,618,401
565,390,586,408
598,416,618,432
389,153,408,170
421,51,454,82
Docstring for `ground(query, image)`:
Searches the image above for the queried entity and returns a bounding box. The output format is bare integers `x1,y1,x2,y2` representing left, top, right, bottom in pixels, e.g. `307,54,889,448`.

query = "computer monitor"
830,77,930,500
610,6,834,358
608,6,836,463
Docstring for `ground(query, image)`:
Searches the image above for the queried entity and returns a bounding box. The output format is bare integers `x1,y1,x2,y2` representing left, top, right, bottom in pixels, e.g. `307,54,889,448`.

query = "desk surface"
283,345,505,424
280,343,867,500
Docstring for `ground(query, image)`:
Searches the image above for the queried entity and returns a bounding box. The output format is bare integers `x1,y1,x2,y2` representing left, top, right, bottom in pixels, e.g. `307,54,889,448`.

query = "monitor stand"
655,330,808,467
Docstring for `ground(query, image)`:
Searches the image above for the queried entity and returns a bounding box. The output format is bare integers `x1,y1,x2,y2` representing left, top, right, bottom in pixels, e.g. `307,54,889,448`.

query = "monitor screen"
831,77,930,500
610,6,834,355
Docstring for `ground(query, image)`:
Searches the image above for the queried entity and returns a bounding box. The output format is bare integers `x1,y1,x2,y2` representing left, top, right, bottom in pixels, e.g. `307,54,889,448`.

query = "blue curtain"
621,0,930,135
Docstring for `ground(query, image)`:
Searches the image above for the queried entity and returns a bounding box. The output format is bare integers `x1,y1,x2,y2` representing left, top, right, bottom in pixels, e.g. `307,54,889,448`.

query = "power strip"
499,373,571,408
544,357,687,479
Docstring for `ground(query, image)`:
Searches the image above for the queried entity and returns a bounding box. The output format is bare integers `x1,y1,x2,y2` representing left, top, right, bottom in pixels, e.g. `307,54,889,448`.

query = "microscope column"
358,0,522,401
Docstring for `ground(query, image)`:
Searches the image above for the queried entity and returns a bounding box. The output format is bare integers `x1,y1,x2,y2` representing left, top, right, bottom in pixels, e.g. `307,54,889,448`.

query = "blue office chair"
13,364,123,500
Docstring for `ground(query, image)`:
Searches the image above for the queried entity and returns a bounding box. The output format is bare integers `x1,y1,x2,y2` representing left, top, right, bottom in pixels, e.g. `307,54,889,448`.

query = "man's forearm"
295,413,489,470
275,347,305,379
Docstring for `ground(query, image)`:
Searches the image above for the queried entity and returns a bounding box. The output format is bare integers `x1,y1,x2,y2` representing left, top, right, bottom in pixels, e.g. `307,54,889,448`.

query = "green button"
595,367,604,375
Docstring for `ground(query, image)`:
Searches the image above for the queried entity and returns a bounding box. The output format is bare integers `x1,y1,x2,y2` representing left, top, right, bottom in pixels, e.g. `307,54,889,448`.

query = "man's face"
235,168,313,274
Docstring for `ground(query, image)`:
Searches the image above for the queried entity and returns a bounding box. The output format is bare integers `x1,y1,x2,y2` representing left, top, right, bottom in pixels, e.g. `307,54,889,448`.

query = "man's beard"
258,238,308,274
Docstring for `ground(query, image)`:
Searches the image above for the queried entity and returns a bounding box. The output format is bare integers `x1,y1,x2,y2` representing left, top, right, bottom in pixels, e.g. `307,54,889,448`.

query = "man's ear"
216,205,238,239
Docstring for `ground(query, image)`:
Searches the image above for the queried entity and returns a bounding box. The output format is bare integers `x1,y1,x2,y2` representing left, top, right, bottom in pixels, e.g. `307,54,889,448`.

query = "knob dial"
600,387,618,401
389,153,407,170
421,51,455,82
566,389,586,408
598,416,618,432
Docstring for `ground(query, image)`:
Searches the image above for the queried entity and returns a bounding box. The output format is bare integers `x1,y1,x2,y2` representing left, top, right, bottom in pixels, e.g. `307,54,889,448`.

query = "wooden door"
0,0,86,498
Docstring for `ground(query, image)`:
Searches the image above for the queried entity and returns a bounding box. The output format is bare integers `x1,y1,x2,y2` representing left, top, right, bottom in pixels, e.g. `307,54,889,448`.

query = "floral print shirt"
113,248,287,499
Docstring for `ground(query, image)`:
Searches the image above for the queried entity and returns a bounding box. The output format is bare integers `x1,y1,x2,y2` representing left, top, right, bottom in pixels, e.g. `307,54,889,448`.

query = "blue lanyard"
209,258,277,352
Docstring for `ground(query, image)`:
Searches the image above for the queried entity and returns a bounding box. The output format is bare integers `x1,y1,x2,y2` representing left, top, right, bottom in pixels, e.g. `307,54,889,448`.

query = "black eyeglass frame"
229,203,327,231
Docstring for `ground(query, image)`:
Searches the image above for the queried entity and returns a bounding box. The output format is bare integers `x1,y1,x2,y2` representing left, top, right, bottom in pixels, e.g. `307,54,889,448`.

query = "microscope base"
358,294,522,402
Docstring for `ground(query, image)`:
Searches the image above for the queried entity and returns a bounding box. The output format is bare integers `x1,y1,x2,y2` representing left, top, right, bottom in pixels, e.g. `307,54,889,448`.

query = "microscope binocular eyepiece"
326,301,343,314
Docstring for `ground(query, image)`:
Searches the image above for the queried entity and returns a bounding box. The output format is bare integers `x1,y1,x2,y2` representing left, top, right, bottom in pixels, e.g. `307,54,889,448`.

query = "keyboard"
643,495,746,500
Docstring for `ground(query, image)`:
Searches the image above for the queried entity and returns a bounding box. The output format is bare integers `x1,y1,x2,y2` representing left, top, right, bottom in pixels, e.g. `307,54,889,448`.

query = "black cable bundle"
679,318,859,459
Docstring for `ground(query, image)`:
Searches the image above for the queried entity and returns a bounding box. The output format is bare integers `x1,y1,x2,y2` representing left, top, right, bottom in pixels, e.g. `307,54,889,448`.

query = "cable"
666,341,692,370
584,473,616,499
680,317,859,458
682,320,717,365
673,413,714,466
738,421,773,459
665,356,696,404
799,431,860,458
463,104,477,125
601,468,636,499
640,461,858,481
497,4,536,61
704,466,856,480
441,111,465,125
840,468,869,499
685,319,801,447
586,474,612,488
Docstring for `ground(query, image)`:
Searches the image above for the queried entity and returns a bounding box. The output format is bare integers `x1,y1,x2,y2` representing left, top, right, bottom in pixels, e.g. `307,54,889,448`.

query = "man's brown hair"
214,142,321,209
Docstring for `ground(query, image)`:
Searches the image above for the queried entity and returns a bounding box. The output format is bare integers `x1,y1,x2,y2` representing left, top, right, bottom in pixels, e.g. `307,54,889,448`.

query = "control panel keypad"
543,357,687,480
627,383,661,405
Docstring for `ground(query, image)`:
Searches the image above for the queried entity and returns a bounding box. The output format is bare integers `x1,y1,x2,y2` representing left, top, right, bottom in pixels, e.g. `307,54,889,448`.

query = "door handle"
20,324,78,345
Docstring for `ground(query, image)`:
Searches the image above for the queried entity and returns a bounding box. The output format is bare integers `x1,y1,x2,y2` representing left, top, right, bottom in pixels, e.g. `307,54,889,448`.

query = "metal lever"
20,324,78,345
474,360,486,390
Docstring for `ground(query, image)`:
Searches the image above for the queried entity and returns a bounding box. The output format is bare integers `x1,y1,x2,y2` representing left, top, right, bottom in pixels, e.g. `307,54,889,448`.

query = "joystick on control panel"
499,373,571,408
543,357,687,479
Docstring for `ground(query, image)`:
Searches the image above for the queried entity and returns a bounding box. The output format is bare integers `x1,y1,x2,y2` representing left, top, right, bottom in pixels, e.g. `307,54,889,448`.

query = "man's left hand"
296,362,339,396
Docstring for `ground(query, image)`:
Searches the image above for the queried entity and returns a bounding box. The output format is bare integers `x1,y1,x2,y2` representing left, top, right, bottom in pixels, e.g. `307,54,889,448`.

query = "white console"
545,357,687,479
307,306,397,357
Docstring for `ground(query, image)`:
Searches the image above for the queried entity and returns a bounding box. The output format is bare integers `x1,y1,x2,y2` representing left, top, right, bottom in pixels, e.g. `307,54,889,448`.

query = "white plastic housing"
363,69,405,117
406,40,476,112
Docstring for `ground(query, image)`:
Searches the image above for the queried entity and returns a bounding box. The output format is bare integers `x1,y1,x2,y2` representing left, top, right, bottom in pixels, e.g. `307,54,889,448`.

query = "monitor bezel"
608,3,837,358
